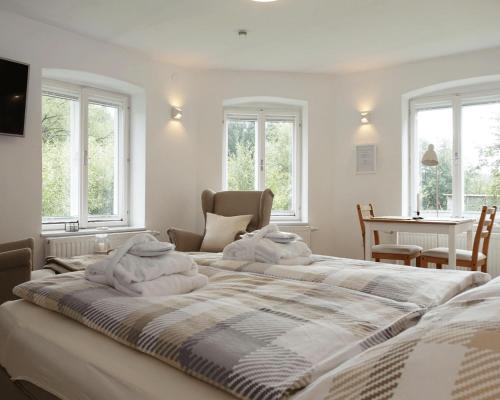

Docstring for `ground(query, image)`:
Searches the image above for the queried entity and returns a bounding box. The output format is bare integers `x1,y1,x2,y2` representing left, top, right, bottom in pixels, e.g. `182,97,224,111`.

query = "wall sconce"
360,111,370,124
171,106,183,120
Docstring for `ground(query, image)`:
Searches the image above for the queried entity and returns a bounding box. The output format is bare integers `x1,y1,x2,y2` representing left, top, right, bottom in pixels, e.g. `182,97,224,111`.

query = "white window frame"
42,79,130,231
223,106,303,222
409,88,500,218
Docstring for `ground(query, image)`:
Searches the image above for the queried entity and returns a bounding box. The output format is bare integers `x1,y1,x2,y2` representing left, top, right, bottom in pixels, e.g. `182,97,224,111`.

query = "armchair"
168,189,274,252
0,238,34,304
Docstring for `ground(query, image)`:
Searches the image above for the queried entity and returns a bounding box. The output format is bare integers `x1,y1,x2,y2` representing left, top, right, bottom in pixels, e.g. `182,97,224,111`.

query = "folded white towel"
243,224,302,243
87,252,198,285
223,225,313,265
86,233,207,296
113,273,209,297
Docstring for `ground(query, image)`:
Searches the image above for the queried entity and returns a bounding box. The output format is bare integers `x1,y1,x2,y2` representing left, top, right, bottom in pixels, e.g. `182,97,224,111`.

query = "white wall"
194,47,500,259
3,8,500,265
0,10,200,265
329,47,500,259
195,70,337,255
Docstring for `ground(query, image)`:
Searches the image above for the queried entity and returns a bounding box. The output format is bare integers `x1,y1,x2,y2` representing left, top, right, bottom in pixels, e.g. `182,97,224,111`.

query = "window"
410,90,500,217
223,107,302,220
42,80,129,229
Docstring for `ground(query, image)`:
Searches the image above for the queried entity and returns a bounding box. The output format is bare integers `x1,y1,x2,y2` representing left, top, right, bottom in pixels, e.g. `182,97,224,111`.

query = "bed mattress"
1,255,490,400
0,300,234,400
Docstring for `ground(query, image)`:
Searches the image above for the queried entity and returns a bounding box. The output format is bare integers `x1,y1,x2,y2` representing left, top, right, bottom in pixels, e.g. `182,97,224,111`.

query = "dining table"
363,216,476,269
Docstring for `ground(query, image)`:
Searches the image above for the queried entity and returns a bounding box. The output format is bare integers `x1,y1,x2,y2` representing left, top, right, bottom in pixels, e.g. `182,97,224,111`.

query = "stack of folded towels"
86,233,208,296
222,224,313,265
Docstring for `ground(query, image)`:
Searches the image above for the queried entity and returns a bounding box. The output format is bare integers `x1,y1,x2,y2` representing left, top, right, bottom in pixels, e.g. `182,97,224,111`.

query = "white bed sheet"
0,300,235,400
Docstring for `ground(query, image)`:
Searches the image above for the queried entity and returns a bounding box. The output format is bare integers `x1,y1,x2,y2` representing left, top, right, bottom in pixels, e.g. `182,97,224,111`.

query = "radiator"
278,225,312,246
45,231,158,258
398,232,500,277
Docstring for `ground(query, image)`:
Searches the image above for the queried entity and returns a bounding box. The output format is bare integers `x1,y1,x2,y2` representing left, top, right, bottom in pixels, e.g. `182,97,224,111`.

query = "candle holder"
95,228,110,254
413,211,424,220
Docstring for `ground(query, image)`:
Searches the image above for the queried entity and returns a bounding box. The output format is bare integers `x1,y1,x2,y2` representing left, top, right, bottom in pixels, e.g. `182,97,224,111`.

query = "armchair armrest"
0,248,32,304
167,228,204,252
0,238,34,264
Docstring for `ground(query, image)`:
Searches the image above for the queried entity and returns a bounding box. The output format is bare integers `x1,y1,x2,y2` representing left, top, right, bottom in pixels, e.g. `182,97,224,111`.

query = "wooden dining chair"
420,206,497,273
356,204,422,266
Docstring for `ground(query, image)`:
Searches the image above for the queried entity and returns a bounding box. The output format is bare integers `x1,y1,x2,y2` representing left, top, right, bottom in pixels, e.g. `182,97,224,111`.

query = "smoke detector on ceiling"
238,29,248,37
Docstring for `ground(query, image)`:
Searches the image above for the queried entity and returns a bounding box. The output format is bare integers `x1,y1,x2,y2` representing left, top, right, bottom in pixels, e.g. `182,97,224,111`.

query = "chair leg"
481,262,487,273
416,256,421,268
436,263,442,270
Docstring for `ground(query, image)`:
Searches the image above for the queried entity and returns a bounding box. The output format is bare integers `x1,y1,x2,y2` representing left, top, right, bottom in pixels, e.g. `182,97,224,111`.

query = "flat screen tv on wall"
0,57,29,137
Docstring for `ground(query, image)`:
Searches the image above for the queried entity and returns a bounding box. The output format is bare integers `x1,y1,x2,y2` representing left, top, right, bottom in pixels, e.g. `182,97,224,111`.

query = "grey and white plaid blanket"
294,276,500,400
14,266,422,400
193,254,490,307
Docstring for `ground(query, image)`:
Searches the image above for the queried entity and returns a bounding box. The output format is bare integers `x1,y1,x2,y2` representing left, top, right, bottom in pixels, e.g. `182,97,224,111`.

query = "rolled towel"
129,241,175,257
264,231,300,243
113,273,209,297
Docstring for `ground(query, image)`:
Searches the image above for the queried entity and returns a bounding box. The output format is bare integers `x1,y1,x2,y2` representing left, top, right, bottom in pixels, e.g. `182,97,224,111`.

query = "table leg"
365,224,372,261
448,226,457,270
466,228,473,251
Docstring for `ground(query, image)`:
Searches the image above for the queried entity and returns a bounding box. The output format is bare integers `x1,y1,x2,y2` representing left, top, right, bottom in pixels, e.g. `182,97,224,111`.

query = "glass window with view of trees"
225,110,299,218
42,83,127,228
413,95,500,217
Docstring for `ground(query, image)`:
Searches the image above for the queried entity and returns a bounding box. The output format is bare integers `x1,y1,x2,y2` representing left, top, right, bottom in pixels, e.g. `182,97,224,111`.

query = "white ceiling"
2,0,500,73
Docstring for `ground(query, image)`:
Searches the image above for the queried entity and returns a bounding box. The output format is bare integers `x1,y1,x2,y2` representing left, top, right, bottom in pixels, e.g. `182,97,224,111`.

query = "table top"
363,216,476,225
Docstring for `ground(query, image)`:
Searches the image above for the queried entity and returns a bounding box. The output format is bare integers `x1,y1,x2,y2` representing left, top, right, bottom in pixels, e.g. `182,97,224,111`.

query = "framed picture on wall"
356,144,376,174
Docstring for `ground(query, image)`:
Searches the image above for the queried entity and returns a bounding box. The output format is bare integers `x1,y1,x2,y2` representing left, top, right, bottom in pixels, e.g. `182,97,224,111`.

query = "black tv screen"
0,57,29,137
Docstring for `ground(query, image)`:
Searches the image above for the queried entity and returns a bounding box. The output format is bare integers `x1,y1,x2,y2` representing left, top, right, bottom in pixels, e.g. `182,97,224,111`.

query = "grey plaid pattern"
193,254,490,307
14,266,422,400
293,278,500,400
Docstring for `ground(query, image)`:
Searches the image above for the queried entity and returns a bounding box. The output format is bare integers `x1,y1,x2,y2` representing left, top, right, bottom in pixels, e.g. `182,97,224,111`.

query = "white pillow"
200,213,253,252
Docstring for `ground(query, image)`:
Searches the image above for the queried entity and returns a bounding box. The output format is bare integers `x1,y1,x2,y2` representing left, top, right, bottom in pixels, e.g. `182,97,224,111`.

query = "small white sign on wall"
356,144,376,174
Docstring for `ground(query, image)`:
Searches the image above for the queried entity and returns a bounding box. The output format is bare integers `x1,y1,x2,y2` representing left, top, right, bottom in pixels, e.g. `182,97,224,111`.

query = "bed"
0,254,493,400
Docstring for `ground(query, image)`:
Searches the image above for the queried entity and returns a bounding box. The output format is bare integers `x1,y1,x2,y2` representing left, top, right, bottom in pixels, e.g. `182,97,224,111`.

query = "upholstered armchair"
168,189,274,252
0,238,34,304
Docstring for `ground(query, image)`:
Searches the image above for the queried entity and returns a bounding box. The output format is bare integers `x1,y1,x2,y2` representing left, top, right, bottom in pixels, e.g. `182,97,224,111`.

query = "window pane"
416,107,453,215
226,119,257,191
265,120,294,214
42,94,78,220
462,102,500,214
88,102,119,218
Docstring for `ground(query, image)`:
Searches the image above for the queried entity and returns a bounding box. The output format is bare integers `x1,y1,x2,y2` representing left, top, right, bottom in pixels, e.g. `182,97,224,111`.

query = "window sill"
40,226,148,238
272,220,308,225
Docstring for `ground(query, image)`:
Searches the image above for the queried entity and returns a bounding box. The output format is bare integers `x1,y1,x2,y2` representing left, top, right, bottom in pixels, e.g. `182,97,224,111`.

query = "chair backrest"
472,205,497,263
201,189,274,233
356,204,380,257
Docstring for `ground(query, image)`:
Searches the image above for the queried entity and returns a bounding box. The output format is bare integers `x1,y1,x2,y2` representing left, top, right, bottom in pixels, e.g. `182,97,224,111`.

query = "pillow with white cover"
200,213,253,252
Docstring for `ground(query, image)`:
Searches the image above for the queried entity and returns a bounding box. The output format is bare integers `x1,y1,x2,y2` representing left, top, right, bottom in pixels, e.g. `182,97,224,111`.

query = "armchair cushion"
200,213,253,252
168,189,274,253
